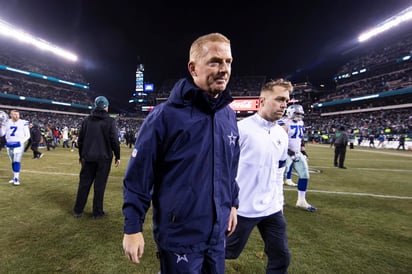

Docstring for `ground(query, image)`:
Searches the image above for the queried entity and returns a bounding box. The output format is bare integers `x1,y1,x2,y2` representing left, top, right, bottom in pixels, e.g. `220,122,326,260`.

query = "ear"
188,62,197,77
259,96,265,106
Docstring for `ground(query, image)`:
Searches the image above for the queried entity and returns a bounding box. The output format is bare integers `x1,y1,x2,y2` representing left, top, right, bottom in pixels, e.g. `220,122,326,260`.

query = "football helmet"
0,110,9,125
286,104,304,121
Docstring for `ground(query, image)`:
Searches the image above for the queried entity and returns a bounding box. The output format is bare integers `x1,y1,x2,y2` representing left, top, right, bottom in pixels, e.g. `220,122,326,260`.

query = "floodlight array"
358,6,412,42
0,18,78,62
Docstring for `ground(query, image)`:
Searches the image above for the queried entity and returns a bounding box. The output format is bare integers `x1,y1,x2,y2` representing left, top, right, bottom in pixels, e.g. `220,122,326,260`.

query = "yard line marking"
310,166,412,172
284,188,412,200
313,144,412,157
0,168,124,179
2,168,410,199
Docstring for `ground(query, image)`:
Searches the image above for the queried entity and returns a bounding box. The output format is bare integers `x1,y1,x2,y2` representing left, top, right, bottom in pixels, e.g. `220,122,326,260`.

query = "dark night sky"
0,0,411,111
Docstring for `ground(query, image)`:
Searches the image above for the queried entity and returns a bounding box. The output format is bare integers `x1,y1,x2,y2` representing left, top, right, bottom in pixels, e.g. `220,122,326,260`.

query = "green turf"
0,144,411,273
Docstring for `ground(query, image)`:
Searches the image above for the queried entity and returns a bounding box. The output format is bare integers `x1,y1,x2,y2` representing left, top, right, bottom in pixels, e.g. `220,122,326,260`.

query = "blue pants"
226,211,290,274
157,243,225,274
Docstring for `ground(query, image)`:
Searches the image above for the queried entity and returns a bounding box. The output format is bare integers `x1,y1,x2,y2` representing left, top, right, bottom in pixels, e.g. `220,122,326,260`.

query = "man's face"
10,111,19,122
293,113,303,122
190,41,232,97
259,87,290,122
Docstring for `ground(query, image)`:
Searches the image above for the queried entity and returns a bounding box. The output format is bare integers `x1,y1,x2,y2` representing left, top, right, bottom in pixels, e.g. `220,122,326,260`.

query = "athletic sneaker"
39,153,44,158
9,178,20,185
93,211,107,220
73,211,83,219
284,179,297,187
296,201,317,212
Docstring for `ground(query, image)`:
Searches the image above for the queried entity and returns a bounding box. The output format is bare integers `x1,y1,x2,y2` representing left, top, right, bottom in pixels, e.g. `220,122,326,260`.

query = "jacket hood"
168,78,233,113
90,109,109,119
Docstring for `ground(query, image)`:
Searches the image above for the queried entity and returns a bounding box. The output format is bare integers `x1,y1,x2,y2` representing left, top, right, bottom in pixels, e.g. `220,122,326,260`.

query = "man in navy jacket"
122,33,240,273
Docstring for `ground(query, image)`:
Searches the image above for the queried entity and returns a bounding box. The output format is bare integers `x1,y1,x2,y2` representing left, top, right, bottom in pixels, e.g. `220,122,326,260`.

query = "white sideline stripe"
2,168,411,200
311,166,412,172
0,168,124,179
284,188,412,200
314,144,412,157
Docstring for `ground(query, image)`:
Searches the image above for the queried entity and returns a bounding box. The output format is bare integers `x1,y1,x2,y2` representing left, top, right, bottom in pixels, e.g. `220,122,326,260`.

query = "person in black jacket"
333,125,349,169
73,96,120,219
29,120,43,159
397,134,406,150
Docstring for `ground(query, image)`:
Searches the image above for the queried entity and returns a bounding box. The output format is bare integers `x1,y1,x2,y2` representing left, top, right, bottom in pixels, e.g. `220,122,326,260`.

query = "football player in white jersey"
281,104,316,211
0,110,30,185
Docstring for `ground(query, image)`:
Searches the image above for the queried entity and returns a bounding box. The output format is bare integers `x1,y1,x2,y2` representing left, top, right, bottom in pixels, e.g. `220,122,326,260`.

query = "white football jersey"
1,118,30,146
283,118,304,153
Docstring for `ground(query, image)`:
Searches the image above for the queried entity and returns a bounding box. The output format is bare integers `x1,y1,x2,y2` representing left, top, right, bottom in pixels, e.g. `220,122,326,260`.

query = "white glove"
291,153,300,162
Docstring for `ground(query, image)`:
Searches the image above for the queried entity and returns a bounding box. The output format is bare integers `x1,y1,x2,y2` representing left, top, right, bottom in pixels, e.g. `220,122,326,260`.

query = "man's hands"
114,159,120,167
123,208,238,263
226,207,238,237
123,232,145,264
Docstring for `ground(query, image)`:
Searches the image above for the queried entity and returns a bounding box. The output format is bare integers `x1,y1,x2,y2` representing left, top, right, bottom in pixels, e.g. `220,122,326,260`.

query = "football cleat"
284,179,297,186
296,201,317,212
9,178,20,185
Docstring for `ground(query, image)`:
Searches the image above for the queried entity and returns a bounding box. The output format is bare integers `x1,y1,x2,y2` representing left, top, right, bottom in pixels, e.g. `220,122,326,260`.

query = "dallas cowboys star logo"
227,131,237,146
174,253,189,263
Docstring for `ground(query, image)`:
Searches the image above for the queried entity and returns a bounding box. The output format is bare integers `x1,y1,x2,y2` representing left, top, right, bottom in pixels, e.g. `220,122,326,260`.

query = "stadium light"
0,18,78,62
358,6,412,42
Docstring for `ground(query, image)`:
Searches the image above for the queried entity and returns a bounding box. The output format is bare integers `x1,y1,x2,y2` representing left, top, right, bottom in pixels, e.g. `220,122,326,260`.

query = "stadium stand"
0,38,93,112
1,22,410,150
0,35,145,146
306,31,412,148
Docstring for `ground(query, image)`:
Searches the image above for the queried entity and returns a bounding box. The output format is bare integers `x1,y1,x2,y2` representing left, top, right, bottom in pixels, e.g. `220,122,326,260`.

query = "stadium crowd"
1,24,411,151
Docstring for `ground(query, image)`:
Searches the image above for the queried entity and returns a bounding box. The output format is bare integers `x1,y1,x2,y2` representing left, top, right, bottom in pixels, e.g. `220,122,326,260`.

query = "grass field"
0,144,411,274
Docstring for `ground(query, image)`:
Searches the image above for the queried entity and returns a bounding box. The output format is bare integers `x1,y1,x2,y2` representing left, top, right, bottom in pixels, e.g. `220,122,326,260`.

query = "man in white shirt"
0,109,30,185
225,79,292,273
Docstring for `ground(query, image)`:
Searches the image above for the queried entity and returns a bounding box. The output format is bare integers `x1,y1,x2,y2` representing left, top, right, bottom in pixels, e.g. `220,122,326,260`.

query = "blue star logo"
227,131,237,146
175,253,189,263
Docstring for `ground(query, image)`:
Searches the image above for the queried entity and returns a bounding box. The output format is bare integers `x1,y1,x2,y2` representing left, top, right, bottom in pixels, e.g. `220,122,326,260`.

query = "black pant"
226,211,290,273
46,138,54,150
31,142,42,158
73,159,112,216
397,143,405,150
24,138,32,152
334,145,347,167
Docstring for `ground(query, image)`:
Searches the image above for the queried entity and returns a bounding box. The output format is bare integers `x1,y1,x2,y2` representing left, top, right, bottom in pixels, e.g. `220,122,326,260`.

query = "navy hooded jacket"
123,78,240,253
